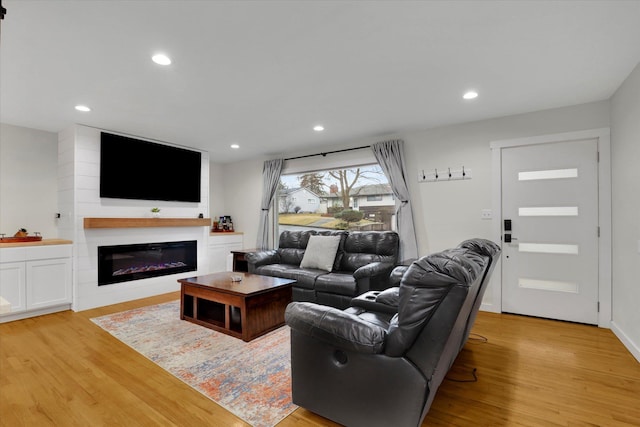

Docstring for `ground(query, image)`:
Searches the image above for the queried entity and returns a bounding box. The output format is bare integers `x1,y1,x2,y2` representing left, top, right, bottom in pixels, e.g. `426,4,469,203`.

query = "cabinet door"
0,262,27,313
209,245,231,272
26,258,72,310
208,235,243,272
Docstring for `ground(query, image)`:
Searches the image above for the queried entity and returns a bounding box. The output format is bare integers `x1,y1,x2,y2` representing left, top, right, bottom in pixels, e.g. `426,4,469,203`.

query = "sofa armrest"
389,265,409,287
245,250,280,272
352,262,397,292
285,302,387,354
353,261,396,279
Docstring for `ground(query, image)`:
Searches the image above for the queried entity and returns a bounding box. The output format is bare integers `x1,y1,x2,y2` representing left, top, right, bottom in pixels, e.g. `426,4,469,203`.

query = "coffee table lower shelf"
179,273,294,342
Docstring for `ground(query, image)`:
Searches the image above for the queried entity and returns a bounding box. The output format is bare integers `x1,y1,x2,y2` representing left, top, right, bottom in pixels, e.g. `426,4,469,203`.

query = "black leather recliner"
284,238,500,427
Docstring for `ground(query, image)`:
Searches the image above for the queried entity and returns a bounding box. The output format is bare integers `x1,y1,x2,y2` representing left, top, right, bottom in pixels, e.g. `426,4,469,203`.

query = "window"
277,163,394,234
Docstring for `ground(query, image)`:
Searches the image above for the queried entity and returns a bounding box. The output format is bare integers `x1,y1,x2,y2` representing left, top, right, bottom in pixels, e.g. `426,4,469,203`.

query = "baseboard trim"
0,303,72,323
480,302,500,314
611,321,640,363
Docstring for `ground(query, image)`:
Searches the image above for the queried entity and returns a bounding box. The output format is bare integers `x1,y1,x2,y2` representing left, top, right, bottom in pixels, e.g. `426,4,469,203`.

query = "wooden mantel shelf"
84,217,211,229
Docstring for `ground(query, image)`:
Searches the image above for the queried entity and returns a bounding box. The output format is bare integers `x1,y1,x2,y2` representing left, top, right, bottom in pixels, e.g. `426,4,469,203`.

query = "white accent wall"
57,125,211,311
610,62,640,361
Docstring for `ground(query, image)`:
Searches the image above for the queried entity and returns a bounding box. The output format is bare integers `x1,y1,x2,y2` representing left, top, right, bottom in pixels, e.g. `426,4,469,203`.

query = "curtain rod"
285,145,370,161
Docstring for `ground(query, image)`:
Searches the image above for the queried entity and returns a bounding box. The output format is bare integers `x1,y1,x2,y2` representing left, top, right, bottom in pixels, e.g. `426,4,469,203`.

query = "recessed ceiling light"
75,105,91,112
463,91,478,100
230,144,240,149
152,53,172,65
313,125,325,132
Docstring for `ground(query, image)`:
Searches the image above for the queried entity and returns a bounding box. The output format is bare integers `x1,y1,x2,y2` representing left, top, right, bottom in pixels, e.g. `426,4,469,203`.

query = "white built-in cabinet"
0,243,72,323
208,233,243,272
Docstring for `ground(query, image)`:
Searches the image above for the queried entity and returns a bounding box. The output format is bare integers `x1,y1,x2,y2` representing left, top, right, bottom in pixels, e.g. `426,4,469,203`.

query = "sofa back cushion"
278,230,315,265
340,231,399,272
384,248,484,357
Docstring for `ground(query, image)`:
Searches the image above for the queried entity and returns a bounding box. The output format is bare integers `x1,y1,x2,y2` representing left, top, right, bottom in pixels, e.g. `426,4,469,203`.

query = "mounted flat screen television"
100,132,202,203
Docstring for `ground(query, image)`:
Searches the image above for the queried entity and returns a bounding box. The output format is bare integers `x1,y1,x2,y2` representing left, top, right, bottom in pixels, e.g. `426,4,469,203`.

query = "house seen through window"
277,164,395,234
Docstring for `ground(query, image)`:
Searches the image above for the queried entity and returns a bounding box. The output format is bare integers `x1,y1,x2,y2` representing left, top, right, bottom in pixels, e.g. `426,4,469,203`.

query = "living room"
1,1,639,426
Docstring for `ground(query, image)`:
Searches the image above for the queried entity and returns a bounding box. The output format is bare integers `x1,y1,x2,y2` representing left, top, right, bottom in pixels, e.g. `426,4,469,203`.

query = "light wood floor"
1,291,639,426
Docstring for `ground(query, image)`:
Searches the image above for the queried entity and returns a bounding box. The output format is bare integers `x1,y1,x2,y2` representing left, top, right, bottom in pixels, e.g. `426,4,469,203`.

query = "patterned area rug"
91,300,297,427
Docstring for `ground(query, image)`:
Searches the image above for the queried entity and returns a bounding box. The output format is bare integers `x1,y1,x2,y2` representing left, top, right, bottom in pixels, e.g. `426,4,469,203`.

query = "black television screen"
100,132,202,203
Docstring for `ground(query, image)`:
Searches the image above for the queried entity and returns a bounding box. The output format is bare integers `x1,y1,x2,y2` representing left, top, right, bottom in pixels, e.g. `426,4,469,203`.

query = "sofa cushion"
340,231,399,272
278,230,314,265
287,267,329,289
254,263,298,278
315,272,357,296
255,264,325,289
300,235,341,272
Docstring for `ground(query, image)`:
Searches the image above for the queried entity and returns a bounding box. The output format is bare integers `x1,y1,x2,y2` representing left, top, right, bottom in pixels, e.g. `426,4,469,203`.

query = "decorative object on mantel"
0,228,43,243
212,215,234,232
151,207,161,218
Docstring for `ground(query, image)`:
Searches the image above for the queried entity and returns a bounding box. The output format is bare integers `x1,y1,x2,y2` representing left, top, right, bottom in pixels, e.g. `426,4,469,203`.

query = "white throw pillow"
300,235,341,272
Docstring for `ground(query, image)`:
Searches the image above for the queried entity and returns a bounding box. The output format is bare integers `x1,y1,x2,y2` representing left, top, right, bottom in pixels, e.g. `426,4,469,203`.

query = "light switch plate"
481,209,492,220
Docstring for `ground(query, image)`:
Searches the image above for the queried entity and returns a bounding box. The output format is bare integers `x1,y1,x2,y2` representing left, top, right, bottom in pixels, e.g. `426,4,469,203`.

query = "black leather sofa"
284,238,500,427
246,230,399,309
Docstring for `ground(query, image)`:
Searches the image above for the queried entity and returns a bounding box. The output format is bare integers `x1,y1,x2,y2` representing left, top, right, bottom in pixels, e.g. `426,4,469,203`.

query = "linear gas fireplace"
98,240,197,286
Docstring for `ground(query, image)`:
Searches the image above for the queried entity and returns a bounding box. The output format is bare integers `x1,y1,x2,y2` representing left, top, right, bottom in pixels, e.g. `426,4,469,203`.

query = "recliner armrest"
285,302,387,354
351,287,399,315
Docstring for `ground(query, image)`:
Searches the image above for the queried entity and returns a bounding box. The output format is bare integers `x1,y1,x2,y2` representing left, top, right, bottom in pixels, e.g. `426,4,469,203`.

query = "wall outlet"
481,209,493,220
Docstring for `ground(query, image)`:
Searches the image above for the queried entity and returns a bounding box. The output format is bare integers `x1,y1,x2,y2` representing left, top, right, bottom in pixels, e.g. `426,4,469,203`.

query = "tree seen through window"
277,164,394,233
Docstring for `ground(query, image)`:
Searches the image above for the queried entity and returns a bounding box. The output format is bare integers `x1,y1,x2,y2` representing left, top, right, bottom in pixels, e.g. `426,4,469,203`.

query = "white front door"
501,138,599,324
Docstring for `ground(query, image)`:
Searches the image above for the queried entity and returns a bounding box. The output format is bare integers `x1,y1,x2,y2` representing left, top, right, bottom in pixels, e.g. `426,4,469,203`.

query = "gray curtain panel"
256,158,284,250
371,139,418,261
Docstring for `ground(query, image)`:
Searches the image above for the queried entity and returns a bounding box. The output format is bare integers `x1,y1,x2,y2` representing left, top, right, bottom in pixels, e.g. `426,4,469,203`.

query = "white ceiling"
1,1,639,163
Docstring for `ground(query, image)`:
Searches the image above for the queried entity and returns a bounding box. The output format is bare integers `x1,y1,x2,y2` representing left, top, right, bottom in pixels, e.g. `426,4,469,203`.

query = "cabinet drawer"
209,234,243,246
25,245,72,261
0,247,27,263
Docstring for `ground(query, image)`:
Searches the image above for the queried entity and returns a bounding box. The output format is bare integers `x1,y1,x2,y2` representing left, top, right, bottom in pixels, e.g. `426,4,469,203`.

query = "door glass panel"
518,243,579,255
519,206,579,216
519,278,578,293
518,168,578,181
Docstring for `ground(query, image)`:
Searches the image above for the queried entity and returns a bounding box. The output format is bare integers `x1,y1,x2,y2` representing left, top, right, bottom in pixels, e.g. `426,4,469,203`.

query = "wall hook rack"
418,166,472,183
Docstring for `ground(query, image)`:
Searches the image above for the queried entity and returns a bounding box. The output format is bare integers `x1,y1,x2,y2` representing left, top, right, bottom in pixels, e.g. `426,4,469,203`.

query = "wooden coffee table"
178,272,295,342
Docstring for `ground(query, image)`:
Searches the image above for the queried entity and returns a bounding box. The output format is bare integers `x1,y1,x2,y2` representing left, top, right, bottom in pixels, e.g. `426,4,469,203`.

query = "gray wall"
0,123,59,238
222,101,610,252
220,100,612,319
610,62,640,359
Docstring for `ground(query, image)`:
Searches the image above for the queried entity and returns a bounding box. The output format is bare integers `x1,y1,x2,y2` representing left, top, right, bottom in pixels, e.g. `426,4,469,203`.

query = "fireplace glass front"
98,240,197,285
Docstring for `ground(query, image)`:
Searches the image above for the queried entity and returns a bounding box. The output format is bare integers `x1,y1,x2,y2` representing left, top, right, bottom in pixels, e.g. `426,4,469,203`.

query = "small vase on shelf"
151,208,161,218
